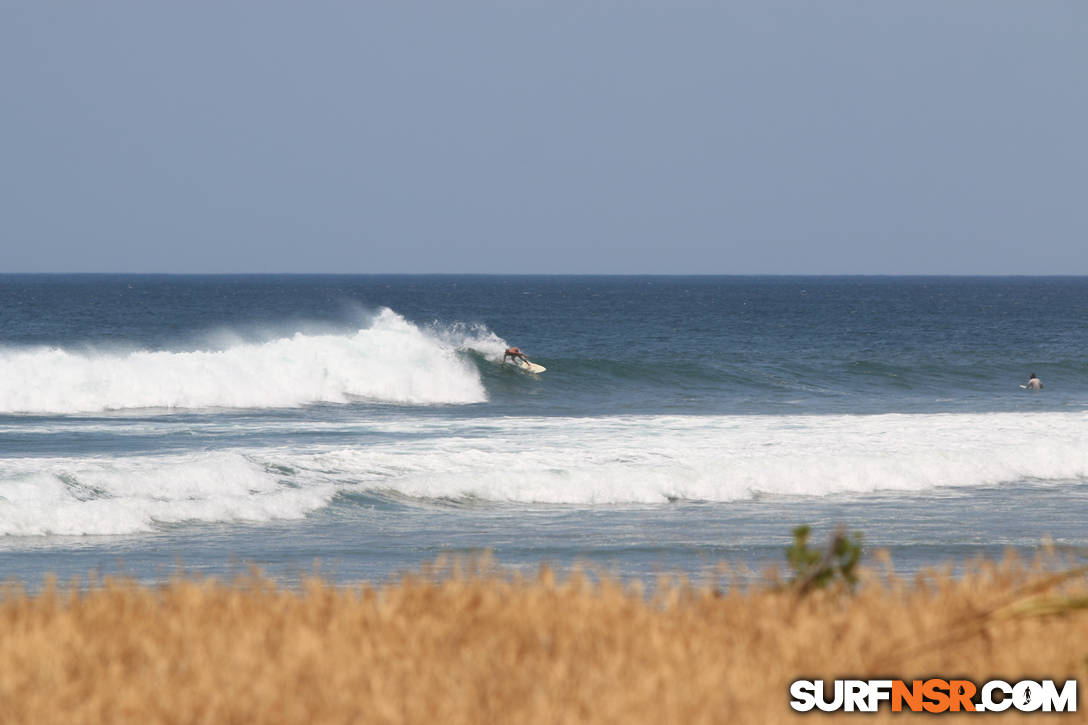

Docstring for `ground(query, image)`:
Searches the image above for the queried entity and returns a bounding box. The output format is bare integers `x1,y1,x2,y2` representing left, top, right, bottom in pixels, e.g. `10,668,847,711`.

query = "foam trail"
3,412,1086,536
0,309,493,413
0,452,336,536
305,412,1088,503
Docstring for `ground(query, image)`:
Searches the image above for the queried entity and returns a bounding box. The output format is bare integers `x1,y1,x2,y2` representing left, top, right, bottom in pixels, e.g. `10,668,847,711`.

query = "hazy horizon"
8,269,1088,277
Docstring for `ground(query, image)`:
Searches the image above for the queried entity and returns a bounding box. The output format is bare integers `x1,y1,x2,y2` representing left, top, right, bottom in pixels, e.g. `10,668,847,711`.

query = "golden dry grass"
1,553,1086,724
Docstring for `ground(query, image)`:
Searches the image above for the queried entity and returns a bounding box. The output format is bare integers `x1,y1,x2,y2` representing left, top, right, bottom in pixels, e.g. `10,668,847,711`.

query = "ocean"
1,275,1085,587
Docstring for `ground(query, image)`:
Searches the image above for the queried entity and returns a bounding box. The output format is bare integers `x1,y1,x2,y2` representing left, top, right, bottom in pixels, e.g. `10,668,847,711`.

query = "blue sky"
2,1,1085,274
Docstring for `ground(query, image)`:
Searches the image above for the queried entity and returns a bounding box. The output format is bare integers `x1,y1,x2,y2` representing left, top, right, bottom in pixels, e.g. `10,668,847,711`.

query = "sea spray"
0,309,496,413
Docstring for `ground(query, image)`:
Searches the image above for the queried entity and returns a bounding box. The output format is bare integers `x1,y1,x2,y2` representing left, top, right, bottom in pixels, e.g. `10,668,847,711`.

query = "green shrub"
786,524,862,595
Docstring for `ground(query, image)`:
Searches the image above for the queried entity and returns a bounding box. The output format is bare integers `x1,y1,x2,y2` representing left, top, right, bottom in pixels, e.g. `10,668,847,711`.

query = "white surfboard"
508,358,546,373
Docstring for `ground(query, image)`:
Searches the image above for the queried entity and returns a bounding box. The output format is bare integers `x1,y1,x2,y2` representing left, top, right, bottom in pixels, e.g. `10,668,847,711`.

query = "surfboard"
508,358,546,374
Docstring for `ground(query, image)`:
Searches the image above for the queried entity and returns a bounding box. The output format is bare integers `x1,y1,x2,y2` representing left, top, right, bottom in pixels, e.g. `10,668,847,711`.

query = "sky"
2,1,1086,274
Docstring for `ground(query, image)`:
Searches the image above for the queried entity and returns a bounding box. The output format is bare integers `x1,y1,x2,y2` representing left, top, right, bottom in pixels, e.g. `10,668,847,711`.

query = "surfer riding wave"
503,347,530,365
502,346,546,373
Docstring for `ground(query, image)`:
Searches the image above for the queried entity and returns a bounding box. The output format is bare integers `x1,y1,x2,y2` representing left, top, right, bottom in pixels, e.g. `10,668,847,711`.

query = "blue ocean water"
1,275,1086,586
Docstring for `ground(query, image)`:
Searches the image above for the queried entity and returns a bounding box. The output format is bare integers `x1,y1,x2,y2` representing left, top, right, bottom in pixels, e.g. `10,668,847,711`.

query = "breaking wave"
0,309,503,413
3,412,1087,536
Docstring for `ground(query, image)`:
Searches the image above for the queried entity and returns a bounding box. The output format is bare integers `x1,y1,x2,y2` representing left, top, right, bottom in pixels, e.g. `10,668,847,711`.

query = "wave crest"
0,309,496,413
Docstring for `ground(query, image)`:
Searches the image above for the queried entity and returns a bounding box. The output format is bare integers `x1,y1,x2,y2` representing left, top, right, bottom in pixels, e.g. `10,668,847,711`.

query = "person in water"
503,347,530,365
1025,372,1043,390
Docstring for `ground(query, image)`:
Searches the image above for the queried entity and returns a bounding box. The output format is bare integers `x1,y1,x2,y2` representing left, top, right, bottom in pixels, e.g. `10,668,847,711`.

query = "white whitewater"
2,411,1086,536
0,309,502,413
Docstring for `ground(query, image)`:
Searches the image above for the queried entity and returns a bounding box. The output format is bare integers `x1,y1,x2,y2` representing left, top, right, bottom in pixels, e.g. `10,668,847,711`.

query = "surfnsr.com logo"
790,679,1077,713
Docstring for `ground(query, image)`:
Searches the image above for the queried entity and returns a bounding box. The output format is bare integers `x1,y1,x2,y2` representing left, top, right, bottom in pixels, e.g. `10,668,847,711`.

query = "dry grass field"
1,552,1086,724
